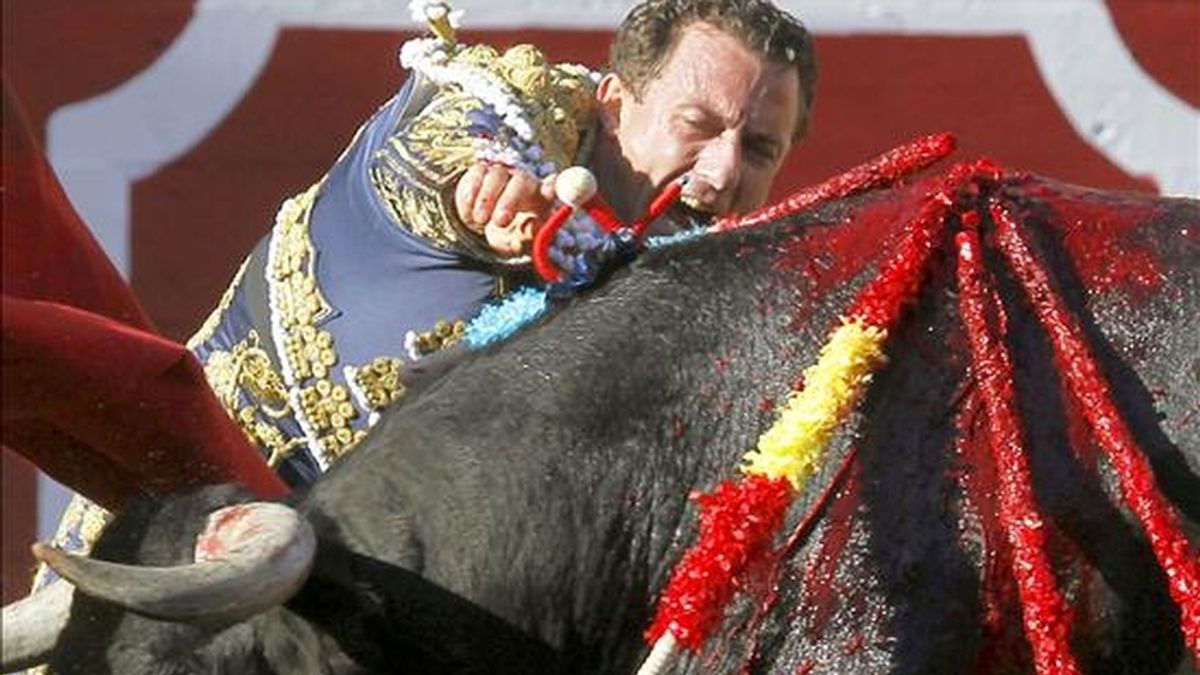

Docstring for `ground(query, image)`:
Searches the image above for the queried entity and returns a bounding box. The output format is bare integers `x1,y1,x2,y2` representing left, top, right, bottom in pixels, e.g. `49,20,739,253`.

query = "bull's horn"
1,581,73,672
33,502,315,626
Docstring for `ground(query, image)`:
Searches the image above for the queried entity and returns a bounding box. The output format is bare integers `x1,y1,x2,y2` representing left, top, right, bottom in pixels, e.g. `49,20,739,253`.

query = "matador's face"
598,22,804,224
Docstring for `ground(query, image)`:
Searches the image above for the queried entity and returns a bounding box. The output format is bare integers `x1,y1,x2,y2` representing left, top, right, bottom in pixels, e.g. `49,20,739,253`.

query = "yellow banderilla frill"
742,317,888,487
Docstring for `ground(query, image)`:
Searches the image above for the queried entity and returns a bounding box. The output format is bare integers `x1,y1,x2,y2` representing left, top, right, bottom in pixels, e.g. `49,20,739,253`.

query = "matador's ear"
594,73,627,135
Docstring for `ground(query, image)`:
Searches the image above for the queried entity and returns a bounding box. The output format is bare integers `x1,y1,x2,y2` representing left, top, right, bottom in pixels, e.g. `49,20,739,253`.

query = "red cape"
2,78,288,510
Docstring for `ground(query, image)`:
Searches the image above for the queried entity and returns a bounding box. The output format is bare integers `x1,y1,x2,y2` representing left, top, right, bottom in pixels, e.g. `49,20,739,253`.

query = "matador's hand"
455,162,557,257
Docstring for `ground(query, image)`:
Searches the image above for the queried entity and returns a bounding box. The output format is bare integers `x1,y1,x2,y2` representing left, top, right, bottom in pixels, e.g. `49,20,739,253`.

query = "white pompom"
555,166,598,207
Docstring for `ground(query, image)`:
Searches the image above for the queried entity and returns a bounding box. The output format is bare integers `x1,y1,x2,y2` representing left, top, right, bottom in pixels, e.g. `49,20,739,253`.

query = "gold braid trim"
267,184,374,467
29,494,112,591
195,180,419,471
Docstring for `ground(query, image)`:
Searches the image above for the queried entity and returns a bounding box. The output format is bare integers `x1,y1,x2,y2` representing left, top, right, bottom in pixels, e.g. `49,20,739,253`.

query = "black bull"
32,174,1200,673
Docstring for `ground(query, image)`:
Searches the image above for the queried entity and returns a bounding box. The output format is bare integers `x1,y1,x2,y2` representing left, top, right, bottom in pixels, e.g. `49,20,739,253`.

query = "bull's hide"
43,173,1200,674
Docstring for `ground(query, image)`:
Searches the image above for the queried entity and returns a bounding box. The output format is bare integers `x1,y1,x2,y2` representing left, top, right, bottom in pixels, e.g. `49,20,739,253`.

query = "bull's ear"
1,580,73,672
30,502,315,628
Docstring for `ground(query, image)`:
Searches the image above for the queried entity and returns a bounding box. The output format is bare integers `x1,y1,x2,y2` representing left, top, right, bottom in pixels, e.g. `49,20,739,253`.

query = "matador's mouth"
679,194,716,215
665,195,716,233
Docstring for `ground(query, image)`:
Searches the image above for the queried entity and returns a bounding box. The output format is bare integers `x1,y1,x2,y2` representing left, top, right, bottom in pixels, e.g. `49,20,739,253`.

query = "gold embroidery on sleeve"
371,43,597,262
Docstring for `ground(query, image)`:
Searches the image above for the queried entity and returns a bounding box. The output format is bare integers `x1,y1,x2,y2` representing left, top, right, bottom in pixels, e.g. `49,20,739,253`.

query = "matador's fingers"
490,171,544,230
455,163,488,232
540,174,557,202
472,164,513,227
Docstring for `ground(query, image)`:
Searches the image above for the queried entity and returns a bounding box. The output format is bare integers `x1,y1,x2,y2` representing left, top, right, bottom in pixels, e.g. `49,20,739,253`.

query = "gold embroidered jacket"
188,42,597,485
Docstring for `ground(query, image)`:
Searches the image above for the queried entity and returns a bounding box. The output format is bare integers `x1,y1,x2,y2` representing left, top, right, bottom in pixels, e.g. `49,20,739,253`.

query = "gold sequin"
347,356,408,412
409,319,467,358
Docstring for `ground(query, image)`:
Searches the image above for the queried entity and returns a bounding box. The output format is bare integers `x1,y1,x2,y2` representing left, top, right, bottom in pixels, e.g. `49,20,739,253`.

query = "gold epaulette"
453,43,597,170
373,41,598,262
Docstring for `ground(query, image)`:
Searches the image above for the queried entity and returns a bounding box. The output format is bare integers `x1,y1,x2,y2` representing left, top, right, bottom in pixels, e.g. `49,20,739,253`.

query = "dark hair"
610,0,818,138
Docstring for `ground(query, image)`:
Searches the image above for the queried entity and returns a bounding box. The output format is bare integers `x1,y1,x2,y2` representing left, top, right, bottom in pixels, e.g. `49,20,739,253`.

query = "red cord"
717,132,957,231
956,223,1081,674
584,195,624,233
632,179,685,238
991,200,1200,660
531,204,575,282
